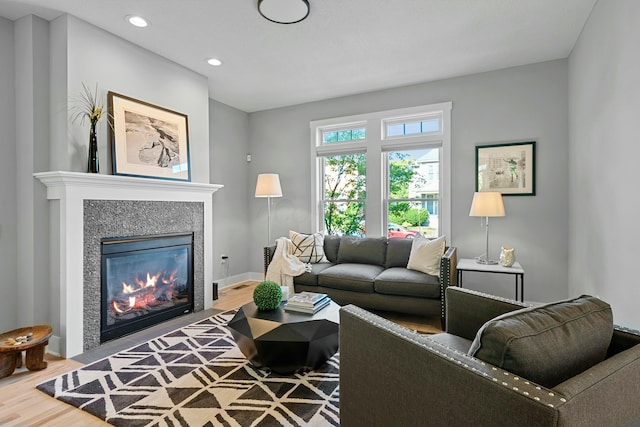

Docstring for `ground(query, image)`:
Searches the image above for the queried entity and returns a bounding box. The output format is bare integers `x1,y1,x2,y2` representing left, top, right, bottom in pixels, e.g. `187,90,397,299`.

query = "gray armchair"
339,287,640,426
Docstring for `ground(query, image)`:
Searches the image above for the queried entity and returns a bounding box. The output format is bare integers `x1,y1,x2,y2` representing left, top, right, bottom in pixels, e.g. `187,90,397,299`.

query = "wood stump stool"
0,325,53,378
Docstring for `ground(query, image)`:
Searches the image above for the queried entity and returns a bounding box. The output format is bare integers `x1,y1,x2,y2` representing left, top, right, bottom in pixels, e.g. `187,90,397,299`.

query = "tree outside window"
323,154,366,236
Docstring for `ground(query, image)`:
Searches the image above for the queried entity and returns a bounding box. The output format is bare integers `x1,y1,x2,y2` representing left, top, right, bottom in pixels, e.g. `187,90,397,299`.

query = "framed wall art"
108,92,191,181
475,141,535,196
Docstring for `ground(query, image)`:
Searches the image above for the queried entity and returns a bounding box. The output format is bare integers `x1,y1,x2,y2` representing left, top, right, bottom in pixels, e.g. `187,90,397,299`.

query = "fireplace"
100,232,194,343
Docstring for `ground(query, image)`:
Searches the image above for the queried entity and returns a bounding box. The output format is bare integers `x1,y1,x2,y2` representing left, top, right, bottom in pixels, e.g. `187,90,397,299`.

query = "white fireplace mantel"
34,171,223,357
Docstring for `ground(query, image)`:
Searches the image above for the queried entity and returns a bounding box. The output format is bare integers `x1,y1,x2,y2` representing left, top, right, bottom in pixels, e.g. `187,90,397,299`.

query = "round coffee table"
227,300,339,374
0,325,53,378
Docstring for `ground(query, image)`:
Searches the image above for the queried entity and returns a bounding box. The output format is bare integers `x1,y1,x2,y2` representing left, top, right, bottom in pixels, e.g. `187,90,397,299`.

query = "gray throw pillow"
468,295,613,388
384,238,413,268
337,236,387,266
323,235,341,263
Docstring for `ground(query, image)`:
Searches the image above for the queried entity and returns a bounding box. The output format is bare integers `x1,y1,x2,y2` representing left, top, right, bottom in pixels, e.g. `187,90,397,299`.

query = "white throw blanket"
266,237,311,295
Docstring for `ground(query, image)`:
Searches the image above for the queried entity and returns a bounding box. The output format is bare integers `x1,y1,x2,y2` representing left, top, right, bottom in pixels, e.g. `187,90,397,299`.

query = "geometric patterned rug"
36,311,340,426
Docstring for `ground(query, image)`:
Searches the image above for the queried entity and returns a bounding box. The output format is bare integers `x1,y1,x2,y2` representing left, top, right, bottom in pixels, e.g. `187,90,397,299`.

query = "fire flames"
112,270,178,314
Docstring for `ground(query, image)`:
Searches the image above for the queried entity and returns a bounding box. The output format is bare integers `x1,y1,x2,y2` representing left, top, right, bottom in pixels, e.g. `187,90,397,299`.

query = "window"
311,103,451,239
383,113,442,139
387,148,439,238
322,153,366,236
323,128,366,143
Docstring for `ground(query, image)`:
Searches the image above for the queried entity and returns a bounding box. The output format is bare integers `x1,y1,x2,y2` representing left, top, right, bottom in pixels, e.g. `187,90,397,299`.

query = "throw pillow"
336,236,387,266
323,234,341,263
289,230,327,263
406,235,445,276
468,295,613,388
385,238,414,268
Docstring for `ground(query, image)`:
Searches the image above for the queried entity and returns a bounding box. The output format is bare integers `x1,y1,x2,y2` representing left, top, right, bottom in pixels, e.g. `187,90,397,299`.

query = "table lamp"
469,191,505,265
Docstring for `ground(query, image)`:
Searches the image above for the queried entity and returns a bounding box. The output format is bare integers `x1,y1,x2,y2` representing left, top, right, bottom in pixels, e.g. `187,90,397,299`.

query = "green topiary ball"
253,281,283,311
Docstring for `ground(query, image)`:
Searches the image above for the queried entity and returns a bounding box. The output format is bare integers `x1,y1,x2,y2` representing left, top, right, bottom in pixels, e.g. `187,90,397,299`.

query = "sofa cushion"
318,263,383,293
293,262,335,287
337,236,387,266
374,268,440,298
407,235,445,276
323,235,341,263
468,295,613,388
384,238,413,268
289,230,327,263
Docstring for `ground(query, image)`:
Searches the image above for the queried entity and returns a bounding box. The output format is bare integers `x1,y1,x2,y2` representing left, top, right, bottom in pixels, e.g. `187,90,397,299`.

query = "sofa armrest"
263,245,276,276
608,325,640,357
438,246,457,328
552,340,640,425
445,286,529,340
339,304,563,427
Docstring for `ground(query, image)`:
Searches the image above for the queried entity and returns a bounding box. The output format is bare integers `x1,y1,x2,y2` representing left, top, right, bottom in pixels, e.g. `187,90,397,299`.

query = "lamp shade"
469,192,505,217
255,173,283,197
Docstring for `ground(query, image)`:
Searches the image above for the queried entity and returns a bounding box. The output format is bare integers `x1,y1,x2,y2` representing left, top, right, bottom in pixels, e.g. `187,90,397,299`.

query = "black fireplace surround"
100,232,194,343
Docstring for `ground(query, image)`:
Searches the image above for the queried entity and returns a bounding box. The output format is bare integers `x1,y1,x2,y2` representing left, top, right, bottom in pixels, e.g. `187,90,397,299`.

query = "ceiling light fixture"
127,15,149,28
207,58,222,66
258,0,309,24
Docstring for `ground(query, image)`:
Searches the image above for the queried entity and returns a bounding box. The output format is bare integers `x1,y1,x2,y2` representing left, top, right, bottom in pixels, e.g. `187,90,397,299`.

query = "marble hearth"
35,171,222,358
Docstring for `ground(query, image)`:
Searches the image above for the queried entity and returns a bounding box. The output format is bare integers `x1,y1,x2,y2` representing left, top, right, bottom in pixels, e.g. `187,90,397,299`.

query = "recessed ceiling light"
127,15,149,28
207,58,223,66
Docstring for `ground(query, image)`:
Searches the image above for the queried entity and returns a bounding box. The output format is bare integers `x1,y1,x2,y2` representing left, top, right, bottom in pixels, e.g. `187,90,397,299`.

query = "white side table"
456,258,525,302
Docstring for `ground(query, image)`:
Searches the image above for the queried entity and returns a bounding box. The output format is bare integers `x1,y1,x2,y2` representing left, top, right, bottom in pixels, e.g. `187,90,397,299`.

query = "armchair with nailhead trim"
339,287,640,426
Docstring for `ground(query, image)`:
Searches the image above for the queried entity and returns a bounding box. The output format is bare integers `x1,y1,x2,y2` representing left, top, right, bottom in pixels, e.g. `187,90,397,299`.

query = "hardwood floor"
0,355,104,426
211,281,258,312
215,281,442,333
0,281,261,427
0,281,441,426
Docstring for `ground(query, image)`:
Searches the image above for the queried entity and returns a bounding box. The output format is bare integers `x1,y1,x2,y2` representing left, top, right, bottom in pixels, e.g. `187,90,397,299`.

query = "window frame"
310,102,451,239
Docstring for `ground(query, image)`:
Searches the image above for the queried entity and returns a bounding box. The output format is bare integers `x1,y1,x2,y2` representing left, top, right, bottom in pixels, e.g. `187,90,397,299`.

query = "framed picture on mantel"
475,140,536,196
108,92,191,182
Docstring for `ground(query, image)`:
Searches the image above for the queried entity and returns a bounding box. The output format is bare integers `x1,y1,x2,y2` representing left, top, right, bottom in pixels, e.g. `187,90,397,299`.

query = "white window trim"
310,102,452,240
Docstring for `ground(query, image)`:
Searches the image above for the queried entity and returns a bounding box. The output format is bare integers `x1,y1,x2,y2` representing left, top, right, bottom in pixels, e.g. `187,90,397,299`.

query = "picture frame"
475,141,535,196
108,92,191,181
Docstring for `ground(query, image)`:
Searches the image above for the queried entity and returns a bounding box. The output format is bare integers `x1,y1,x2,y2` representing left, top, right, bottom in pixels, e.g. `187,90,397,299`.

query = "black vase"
88,121,99,173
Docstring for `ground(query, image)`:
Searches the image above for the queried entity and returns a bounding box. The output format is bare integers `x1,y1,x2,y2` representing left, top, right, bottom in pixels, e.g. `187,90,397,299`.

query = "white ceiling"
0,0,596,113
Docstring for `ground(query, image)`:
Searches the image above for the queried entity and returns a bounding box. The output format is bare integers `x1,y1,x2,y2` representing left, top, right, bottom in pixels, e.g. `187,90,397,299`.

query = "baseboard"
47,335,61,357
214,272,263,289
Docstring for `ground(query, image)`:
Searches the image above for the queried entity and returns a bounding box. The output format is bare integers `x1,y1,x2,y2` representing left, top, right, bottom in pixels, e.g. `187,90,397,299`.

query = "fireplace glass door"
101,233,194,343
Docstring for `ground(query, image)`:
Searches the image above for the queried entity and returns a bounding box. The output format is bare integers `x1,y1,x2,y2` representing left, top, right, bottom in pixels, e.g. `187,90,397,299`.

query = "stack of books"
284,292,330,314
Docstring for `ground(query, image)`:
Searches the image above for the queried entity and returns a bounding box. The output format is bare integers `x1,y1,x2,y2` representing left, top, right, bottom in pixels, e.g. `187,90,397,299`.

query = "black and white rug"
36,311,340,426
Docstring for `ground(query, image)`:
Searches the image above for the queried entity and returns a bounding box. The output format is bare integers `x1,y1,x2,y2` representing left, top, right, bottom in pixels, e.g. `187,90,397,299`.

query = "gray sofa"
340,286,640,426
264,235,457,327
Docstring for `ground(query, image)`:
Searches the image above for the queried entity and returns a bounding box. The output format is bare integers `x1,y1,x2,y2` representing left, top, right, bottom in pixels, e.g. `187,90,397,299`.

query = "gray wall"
15,14,50,329
40,14,211,339
569,0,640,328
51,15,211,182
2,13,215,335
209,99,251,280
8,5,638,331
0,16,18,331
248,60,569,304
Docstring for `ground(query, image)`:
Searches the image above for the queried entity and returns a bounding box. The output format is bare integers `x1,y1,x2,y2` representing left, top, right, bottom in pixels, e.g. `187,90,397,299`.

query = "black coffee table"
227,300,339,374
